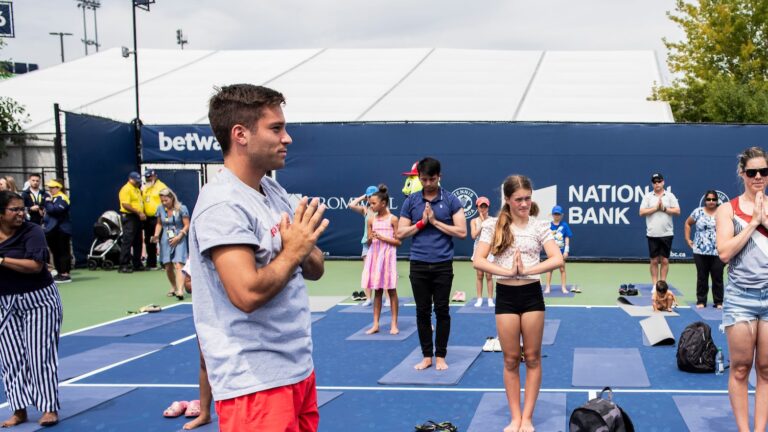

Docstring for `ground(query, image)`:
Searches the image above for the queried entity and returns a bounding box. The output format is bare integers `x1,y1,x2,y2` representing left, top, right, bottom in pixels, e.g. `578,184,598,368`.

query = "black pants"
694,253,725,306
120,214,143,268
45,229,71,275
142,216,158,268
409,260,453,358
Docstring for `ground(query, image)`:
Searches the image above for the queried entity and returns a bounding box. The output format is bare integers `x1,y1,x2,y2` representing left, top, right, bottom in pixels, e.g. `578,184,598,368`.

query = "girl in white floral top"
472,175,563,432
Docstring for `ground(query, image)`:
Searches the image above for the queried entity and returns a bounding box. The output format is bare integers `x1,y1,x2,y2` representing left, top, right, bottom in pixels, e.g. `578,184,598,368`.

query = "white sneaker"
474,298,483,307
492,337,503,352
487,298,495,307
361,299,372,307
482,337,495,352
384,296,390,307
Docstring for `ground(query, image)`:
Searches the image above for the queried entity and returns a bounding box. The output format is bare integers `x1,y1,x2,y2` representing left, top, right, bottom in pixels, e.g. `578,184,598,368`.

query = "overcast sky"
2,0,684,78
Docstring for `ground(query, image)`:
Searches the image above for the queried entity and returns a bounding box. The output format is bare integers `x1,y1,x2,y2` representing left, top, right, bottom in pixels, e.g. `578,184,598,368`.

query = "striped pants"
0,284,63,412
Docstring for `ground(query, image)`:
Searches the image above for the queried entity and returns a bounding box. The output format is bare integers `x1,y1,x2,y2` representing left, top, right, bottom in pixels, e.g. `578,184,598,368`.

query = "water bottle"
715,347,724,376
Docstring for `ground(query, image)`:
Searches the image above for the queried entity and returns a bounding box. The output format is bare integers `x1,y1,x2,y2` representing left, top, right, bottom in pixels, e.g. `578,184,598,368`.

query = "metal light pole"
77,1,88,55
76,1,100,54
48,32,73,63
90,1,100,52
128,0,155,170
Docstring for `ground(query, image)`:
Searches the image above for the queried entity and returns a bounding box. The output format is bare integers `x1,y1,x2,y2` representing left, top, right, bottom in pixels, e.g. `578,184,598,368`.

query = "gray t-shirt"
189,168,312,401
640,190,679,237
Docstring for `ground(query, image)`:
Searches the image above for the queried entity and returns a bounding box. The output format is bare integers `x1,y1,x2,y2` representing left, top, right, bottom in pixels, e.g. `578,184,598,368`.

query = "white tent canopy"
0,47,672,133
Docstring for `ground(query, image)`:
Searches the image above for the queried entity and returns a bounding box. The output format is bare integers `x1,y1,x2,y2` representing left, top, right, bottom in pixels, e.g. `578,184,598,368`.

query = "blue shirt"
190,168,312,401
550,221,573,251
400,188,463,262
689,207,717,256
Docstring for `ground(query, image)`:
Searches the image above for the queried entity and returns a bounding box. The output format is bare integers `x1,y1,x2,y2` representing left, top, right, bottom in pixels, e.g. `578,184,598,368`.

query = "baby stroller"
86,210,123,270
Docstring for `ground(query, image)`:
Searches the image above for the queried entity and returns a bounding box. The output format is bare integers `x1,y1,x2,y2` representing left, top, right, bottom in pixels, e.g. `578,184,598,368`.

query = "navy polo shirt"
400,188,463,262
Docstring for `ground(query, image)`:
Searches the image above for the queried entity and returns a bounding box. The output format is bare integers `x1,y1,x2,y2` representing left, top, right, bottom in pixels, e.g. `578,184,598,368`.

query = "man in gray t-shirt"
189,85,328,432
639,173,680,286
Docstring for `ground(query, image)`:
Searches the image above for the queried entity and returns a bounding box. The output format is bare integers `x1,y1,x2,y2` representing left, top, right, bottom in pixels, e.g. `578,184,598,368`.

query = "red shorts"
215,371,319,432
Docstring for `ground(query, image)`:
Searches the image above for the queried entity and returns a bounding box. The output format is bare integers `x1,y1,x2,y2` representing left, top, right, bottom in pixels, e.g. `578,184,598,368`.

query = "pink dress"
361,215,398,289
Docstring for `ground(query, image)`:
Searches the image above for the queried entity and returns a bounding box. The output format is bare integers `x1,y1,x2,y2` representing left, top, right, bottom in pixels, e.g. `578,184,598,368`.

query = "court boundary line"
336,303,691,309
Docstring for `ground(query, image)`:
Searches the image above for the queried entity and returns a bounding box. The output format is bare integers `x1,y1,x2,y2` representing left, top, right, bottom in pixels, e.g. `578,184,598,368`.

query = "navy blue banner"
142,125,220,163
0,2,14,38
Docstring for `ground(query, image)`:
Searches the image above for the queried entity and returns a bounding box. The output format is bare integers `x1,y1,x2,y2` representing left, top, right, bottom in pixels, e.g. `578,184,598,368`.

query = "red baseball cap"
402,162,419,176
476,196,490,207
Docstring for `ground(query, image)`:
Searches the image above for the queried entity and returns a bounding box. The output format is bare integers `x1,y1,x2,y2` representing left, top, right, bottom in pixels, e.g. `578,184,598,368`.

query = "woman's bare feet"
519,418,535,432
543,286,550,294
389,325,399,335
696,304,705,309
561,287,569,294
183,413,212,430
503,417,521,432
435,357,449,370
38,412,58,427
2,409,27,427
414,357,432,370
365,325,379,335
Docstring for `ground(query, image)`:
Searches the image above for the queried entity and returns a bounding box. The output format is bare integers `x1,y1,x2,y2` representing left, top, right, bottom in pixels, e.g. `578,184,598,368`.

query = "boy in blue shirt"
545,205,573,294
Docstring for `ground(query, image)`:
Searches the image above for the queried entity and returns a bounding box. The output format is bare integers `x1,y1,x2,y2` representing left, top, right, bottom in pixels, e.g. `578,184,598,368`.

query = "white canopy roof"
0,48,672,133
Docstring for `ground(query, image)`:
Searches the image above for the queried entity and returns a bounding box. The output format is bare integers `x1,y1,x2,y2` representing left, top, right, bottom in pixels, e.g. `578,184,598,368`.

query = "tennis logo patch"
452,187,479,219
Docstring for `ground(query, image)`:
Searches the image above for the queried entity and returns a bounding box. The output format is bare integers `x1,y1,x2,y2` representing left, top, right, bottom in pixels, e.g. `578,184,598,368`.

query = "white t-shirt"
640,190,679,237
478,216,553,280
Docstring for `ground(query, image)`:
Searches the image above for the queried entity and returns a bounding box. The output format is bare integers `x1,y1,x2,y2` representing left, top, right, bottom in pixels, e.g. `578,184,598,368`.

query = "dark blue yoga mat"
59,343,167,381
74,312,192,337
378,346,481,385
690,304,723,321
542,319,561,346
466,392,567,432
346,316,417,341
572,348,650,387
0,386,135,431
674,395,754,432
338,297,413,314
543,285,575,297
457,298,494,314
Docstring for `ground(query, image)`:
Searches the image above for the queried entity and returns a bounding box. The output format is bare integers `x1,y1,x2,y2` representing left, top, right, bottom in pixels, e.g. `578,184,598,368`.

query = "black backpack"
569,387,634,432
676,321,717,373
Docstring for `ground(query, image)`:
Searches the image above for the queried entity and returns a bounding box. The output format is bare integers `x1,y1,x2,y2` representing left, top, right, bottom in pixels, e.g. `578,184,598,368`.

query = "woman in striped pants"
0,191,63,427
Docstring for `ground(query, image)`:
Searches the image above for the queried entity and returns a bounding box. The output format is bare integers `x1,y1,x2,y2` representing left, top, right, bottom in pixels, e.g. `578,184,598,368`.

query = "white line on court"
336,303,690,309
60,333,196,385
52,383,750,395
61,301,192,336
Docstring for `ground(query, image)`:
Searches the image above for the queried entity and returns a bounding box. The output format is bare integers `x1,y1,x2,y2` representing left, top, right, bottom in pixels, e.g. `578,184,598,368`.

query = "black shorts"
647,236,673,258
495,281,546,315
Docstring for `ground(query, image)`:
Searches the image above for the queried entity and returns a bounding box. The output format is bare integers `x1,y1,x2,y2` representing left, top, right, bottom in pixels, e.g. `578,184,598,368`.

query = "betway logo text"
158,132,221,152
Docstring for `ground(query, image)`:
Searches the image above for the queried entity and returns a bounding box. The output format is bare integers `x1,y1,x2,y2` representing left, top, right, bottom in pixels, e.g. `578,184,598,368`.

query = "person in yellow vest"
118,172,145,273
141,170,168,270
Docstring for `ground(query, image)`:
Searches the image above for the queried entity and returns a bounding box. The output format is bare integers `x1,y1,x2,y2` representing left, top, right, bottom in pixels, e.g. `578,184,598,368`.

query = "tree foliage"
651,0,768,122
0,39,29,156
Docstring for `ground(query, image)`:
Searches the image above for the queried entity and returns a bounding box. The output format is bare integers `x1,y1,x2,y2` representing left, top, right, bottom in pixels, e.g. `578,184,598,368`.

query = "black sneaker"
619,284,628,295
54,275,72,283
118,266,133,274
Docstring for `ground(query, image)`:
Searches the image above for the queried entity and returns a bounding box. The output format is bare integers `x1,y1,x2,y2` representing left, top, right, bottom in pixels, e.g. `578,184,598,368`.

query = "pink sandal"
163,401,189,418
185,400,201,418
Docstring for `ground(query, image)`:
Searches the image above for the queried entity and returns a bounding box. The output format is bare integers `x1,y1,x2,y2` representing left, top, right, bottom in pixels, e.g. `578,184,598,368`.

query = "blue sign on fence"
0,2,14,38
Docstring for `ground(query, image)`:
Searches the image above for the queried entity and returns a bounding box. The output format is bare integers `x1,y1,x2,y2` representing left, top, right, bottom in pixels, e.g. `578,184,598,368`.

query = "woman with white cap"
43,179,72,283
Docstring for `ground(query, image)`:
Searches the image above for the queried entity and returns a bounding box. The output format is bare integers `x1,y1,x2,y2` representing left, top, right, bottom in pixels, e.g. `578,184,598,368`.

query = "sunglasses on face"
744,168,768,178
652,179,663,184
705,198,718,202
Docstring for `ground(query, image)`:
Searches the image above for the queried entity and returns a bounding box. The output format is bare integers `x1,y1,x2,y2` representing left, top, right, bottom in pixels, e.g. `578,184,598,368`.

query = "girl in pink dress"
361,185,401,334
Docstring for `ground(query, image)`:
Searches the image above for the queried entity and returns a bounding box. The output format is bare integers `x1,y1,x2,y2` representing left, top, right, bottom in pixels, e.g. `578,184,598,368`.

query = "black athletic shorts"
647,236,673,258
495,281,545,315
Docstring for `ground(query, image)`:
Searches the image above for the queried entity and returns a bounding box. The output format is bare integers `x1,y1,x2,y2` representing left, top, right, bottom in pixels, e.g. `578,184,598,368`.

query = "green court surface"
59,261,704,332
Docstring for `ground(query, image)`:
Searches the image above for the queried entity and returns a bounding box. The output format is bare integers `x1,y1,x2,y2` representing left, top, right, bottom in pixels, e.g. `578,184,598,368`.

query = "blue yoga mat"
466,392,567,432
59,343,167,381
457,298,494,314
317,390,343,407
633,282,684,296
572,348,650,387
378,346,481,385
750,368,756,388
542,319,561,346
346,316,417,341
74,312,192,337
0,386,135,431
311,313,326,323
338,297,413,314
543,285,575,297
674,395,754,432
690,304,723,321
617,295,653,306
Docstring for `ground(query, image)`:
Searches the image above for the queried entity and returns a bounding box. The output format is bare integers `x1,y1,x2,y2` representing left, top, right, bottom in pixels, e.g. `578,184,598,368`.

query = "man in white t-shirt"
639,173,680,285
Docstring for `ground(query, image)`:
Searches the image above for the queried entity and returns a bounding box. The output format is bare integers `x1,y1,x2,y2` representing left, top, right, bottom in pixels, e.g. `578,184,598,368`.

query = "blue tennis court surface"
0,301,752,431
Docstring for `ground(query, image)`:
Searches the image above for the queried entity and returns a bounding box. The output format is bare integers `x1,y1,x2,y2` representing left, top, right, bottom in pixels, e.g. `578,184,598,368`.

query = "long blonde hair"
492,175,532,255
158,188,181,212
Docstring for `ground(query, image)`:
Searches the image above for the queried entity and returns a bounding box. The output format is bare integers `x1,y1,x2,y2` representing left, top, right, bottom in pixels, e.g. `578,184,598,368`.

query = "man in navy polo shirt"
398,157,466,371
